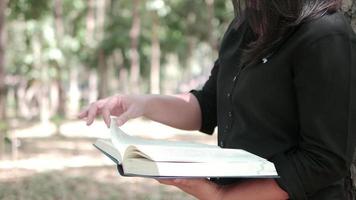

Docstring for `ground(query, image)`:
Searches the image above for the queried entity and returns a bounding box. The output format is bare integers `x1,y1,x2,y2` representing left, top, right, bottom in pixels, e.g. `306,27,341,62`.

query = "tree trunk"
95,0,106,42
129,0,141,94
54,0,64,37
205,0,217,76
0,0,6,120
98,49,108,98
150,11,160,94
53,0,66,117
95,0,109,99
67,66,80,117
205,0,216,50
53,64,66,116
0,0,6,158
85,0,98,104
33,36,50,125
88,69,98,103
86,0,95,44
113,49,129,93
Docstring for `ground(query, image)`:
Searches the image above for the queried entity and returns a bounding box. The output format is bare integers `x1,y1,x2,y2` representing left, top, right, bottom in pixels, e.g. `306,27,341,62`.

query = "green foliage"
51,114,65,125
0,120,7,132
6,0,233,76
8,0,51,20
4,0,235,116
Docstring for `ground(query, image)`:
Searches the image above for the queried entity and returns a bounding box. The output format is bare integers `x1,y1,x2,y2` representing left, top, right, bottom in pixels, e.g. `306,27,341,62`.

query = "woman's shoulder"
296,11,355,43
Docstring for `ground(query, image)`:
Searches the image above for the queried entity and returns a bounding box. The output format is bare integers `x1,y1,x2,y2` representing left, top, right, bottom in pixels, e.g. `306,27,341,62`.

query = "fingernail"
108,118,111,128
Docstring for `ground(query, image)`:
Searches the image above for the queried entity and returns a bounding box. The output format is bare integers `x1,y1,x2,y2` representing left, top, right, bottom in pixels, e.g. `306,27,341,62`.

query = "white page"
109,117,218,156
123,158,278,178
124,144,268,163
94,139,122,163
97,118,278,178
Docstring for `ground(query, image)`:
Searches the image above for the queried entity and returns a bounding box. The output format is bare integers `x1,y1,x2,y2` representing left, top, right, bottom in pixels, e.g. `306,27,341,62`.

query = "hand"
157,178,223,200
78,95,148,127
157,179,289,200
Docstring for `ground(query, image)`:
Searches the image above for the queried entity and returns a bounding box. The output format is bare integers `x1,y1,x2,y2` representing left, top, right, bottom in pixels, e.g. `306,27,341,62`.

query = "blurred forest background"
0,0,355,199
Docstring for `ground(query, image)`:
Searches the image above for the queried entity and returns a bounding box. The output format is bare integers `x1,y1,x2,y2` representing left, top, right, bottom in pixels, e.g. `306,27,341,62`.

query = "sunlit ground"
0,119,216,200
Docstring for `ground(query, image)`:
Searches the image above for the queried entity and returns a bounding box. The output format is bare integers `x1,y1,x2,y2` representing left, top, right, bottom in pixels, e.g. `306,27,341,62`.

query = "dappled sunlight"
0,168,195,200
0,154,114,172
60,120,110,139
1,119,215,199
59,118,216,142
9,122,57,138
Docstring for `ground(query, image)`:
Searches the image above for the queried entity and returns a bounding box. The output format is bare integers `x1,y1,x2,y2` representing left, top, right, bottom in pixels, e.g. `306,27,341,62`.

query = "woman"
79,0,356,199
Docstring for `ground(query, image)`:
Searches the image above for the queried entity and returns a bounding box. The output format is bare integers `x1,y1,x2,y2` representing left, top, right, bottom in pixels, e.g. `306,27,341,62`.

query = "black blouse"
191,12,356,200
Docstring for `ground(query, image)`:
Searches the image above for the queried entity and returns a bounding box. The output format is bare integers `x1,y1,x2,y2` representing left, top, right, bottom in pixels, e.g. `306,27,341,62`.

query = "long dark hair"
234,0,342,66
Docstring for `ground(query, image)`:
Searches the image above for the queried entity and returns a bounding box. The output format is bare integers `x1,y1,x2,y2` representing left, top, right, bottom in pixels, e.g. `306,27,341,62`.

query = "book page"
123,145,268,163
123,158,278,178
109,117,217,156
96,118,278,178
93,139,123,164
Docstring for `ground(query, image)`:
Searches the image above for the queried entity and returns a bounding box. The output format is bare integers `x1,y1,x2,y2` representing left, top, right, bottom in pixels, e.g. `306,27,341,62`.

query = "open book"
93,120,278,178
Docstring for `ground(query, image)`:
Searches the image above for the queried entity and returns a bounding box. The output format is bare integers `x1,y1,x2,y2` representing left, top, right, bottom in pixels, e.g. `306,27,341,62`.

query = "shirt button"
227,93,231,98
228,112,233,117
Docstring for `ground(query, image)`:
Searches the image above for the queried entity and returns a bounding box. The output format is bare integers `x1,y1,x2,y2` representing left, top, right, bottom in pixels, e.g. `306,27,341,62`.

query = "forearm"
220,179,288,200
143,93,202,130
158,178,288,200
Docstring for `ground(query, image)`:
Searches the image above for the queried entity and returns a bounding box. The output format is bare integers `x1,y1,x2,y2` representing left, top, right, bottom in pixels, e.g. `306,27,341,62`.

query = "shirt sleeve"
270,34,356,199
190,60,219,135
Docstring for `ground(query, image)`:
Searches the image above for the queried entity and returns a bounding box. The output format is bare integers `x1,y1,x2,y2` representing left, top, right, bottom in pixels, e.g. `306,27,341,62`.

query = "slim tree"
0,0,6,120
129,0,141,94
97,0,108,98
150,11,160,94
0,0,6,158
86,0,98,104
205,0,216,50
53,0,66,116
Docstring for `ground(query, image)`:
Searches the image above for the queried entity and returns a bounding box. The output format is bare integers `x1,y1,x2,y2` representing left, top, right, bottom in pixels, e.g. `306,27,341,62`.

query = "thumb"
116,110,132,126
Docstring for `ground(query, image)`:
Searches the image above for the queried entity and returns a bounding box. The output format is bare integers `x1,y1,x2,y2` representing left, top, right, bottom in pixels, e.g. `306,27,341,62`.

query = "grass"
0,170,195,200
0,119,214,200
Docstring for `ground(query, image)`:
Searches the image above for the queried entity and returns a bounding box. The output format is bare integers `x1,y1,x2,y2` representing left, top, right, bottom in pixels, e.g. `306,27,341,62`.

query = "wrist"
212,183,225,200
141,94,156,118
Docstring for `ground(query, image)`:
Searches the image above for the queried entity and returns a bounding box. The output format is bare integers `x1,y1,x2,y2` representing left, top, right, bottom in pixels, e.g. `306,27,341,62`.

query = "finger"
77,109,88,119
101,108,111,128
103,97,121,128
86,104,98,125
169,179,207,187
116,111,130,126
156,179,177,185
117,105,136,126
156,179,198,187
102,107,111,128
